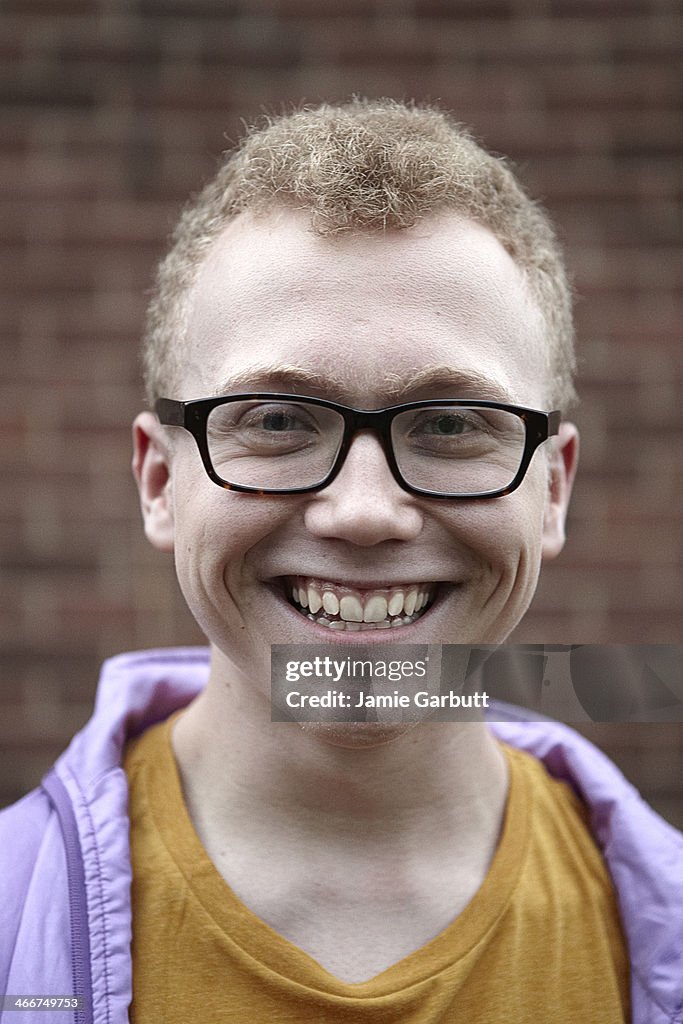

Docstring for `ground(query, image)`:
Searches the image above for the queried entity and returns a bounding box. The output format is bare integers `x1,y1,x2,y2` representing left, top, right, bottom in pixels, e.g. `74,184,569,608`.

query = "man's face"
135,208,577,692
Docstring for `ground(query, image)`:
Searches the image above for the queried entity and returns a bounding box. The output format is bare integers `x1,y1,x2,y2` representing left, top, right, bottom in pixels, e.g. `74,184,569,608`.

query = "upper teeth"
289,578,434,628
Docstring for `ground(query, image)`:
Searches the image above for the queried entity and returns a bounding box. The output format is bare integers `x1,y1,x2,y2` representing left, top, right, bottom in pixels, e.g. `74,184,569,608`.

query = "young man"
2,100,681,1023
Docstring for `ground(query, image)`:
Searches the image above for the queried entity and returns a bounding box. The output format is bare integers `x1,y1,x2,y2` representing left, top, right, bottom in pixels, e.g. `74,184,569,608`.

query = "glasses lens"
392,405,527,495
206,400,345,489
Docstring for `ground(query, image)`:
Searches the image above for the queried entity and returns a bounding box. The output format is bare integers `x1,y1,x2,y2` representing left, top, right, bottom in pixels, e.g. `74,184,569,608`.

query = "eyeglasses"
155,394,560,499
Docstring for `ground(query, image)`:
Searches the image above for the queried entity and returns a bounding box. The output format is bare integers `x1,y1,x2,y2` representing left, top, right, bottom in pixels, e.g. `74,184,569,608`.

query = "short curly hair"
143,98,576,410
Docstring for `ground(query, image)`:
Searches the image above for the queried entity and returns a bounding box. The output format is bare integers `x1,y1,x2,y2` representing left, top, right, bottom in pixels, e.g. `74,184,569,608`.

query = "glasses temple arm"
155,398,186,427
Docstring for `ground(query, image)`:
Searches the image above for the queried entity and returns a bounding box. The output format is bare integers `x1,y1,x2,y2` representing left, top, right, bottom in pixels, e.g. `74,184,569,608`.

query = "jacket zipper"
41,770,95,1024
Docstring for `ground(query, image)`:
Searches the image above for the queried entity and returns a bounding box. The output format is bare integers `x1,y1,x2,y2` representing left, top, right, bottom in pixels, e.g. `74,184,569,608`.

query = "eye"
418,413,475,436
253,408,316,432
206,401,326,461
204,399,345,486
395,406,504,462
408,410,490,440
209,402,320,437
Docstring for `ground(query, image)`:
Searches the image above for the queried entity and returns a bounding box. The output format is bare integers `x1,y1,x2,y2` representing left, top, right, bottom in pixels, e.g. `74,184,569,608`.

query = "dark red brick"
0,0,680,827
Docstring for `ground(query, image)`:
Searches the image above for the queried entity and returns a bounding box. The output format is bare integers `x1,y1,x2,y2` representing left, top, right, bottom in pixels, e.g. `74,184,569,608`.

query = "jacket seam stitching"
63,766,114,1024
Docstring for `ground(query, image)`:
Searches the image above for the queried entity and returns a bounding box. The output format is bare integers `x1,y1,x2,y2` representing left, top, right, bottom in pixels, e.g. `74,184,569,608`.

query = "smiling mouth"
285,576,437,631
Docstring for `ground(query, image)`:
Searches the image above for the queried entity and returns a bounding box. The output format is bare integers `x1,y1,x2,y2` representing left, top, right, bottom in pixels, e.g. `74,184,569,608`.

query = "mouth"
284,576,438,632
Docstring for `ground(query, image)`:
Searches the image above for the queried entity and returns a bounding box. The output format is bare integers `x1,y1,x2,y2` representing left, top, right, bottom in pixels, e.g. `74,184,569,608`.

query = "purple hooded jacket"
1,648,682,1024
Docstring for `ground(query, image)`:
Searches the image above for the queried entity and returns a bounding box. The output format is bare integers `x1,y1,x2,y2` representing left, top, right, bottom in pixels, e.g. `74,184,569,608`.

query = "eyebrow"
212,363,515,405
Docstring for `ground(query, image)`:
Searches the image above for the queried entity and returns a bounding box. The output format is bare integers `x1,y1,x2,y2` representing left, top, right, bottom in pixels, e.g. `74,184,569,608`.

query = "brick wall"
1,0,681,825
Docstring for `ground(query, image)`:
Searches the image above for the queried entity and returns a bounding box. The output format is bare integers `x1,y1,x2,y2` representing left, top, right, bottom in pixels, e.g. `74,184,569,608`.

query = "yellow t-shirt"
124,717,630,1023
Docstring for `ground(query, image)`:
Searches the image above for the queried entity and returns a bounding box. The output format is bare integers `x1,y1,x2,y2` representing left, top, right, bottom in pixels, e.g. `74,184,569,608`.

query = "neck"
171,647,509,852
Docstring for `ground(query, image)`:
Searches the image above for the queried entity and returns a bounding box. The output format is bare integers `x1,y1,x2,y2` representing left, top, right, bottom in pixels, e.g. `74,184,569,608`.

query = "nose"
303,432,424,546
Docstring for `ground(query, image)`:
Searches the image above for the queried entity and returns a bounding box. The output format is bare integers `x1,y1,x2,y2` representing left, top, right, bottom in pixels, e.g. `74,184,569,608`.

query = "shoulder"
492,713,683,1018
0,786,70,981
0,785,55,886
491,713,683,859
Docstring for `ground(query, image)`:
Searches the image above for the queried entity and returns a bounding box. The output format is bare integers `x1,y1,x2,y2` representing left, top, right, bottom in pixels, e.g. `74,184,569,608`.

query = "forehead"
182,208,549,407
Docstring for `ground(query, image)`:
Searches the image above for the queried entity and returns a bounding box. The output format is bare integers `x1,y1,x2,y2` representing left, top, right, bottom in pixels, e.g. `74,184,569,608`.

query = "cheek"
170,475,296,606
496,500,544,562
169,514,222,636
449,494,544,568
485,486,549,619
502,487,547,575
444,477,548,628
169,478,237,605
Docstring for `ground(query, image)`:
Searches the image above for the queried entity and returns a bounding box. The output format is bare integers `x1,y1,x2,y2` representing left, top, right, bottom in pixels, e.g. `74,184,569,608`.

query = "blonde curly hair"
143,98,576,410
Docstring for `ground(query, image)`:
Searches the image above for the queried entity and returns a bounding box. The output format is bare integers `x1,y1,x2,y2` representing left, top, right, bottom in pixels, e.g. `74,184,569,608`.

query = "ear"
132,411,175,553
541,422,579,561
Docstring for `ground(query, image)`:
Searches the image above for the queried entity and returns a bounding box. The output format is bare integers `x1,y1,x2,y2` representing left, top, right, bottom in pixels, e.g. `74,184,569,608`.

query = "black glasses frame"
155,394,561,499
